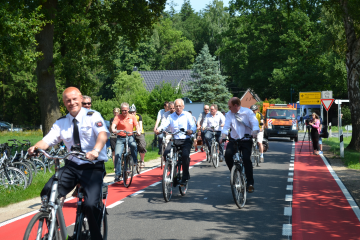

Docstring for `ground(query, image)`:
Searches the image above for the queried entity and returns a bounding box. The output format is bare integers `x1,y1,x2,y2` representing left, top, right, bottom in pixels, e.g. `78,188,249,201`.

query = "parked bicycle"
226,135,252,209
0,144,28,191
116,130,138,188
162,128,189,202
23,148,108,240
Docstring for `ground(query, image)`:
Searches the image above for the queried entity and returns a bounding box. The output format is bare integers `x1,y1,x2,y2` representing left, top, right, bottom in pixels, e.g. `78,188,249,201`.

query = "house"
240,88,262,108
137,70,195,94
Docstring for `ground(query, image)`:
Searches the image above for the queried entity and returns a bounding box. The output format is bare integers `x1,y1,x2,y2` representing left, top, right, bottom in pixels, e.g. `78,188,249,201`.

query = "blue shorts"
318,137,322,145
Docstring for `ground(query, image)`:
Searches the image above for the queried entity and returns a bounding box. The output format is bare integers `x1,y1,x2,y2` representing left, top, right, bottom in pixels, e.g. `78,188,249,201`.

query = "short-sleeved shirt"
113,114,138,137
202,112,225,131
133,113,144,134
158,111,197,140
43,108,110,164
156,109,167,124
110,117,117,138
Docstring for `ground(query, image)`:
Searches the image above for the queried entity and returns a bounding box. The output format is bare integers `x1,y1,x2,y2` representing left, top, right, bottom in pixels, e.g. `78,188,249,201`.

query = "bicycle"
22,140,47,174
208,126,220,168
162,128,189,202
250,136,260,167
116,130,138,188
226,135,252,209
0,144,28,191
157,130,169,170
23,148,108,240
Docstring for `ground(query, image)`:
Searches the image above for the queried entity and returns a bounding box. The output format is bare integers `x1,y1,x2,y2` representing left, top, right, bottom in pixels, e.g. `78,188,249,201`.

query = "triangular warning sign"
321,99,334,111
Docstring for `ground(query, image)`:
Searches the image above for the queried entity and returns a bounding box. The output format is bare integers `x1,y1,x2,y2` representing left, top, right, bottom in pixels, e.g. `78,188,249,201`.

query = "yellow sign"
299,92,321,105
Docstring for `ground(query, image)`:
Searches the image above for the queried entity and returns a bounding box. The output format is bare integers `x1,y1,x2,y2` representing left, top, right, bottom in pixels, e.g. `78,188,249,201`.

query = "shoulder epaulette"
87,111,95,116
57,116,66,121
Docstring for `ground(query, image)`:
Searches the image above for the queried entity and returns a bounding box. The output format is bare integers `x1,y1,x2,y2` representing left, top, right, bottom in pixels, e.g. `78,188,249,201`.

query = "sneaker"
194,148,197,152
247,185,254,193
114,175,122,182
260,157,264,163
319,151,323,155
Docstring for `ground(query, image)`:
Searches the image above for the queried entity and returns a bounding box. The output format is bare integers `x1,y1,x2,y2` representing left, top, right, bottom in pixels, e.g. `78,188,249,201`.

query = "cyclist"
197,105,210,152
221,97,259,193
162,102,176,146
110,108,120,165
156,99,197,185
203,104,225,162
250,104,264,162
129,104,147,168
111,102,141,182
28,87,110,240
154,101,170,154
82,95,92,110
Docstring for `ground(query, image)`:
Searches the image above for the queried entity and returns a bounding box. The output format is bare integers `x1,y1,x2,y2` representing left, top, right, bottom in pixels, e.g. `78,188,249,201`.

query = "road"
103,138,293,240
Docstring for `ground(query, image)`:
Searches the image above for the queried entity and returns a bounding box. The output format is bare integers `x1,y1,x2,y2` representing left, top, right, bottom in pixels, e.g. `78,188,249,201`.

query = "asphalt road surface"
103,138,294,240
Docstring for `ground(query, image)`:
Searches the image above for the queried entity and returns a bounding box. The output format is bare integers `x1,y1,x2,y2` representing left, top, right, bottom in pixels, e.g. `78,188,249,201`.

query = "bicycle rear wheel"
123,155,134,188
212,143,219,168
162,160,173,202
75,211,108,240
0,167,28,191
160,144,165,169
205,146,211,163
23,212,59,240
136,152,141,174
230,165,247,209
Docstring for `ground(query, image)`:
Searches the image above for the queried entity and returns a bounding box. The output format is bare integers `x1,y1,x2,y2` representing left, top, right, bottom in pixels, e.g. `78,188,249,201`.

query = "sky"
164,0,231,13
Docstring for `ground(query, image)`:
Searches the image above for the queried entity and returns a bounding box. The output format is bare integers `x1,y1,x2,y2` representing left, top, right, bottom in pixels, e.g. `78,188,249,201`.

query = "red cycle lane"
293,142,360,239
0,152,206,240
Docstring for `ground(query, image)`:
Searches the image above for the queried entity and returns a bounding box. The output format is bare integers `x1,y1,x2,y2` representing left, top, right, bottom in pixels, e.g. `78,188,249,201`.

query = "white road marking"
288,172,294,177
130,190,145,197
107,200,124,209
150,181,161,187
287,178,293,182
289,167,294,171
282,224,292,236
286,185,293,190
284,207,292,216
285,195,292,201
289,163,294,167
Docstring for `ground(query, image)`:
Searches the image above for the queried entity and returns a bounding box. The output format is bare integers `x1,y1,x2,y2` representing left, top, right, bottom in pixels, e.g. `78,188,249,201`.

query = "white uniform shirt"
221,107,259,139
158,111,197,140
43,108,110,165
202,112,225,131
156,109,167,124
197,111,207,126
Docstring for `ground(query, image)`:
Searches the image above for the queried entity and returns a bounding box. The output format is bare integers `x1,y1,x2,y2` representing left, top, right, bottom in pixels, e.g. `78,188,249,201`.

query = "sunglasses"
121,110,128,112
204,109,209,110
82,102,91,105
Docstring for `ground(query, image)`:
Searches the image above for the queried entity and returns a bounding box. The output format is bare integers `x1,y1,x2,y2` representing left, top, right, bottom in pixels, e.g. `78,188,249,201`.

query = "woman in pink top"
309,112,320,155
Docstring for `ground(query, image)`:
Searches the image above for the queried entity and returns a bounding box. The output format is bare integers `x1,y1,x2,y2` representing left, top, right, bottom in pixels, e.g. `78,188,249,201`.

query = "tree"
5,0,166,135
187,44,232,111
147,83,183,119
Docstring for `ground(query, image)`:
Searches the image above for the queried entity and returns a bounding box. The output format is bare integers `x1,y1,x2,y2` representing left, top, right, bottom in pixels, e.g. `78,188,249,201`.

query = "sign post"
335,99,349,158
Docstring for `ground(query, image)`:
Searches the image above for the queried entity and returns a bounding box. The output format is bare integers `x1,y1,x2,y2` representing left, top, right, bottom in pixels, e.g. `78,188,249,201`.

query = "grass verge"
323,137,360,170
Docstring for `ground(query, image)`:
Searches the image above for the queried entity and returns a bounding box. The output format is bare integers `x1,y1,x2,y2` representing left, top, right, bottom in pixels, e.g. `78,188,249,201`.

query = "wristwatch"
93,148,100,153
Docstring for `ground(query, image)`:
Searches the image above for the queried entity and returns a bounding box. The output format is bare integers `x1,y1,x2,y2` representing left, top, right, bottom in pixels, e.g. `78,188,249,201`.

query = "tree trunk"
36,0,61,136
341,0,360,151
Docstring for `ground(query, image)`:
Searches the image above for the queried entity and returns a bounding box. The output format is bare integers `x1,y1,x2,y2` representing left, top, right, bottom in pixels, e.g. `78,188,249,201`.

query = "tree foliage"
187,44,232,111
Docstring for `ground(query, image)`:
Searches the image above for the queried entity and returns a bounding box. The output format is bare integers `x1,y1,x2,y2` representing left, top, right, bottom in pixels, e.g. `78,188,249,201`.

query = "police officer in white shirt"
221,97,259,193
203,104,225,161
156,99,197,185
28,87,110,240
154,101,169,154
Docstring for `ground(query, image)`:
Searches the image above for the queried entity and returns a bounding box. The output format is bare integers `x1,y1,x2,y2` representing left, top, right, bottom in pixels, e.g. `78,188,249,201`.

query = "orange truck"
262,103,298,141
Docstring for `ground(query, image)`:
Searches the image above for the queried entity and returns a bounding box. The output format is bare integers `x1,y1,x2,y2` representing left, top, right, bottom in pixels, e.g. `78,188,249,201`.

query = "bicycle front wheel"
23,212,59,240
162,160,173,202
160,144,166,169
212,144,219,168
12,162,33,187
123,155,134,188
230,165,247,209
0,167,28,191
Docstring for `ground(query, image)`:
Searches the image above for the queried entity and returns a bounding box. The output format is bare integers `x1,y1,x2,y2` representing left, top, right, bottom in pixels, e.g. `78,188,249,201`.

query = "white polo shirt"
43,108,110,165
158,111,197,140
202,111,225,131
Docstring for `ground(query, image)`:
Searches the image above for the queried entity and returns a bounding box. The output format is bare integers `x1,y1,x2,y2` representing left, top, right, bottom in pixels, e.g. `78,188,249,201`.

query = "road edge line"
319,154,360,222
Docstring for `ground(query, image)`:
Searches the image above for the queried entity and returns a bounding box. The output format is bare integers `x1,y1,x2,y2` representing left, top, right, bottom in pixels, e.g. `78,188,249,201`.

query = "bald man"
156,99,197,185
28,87,110,240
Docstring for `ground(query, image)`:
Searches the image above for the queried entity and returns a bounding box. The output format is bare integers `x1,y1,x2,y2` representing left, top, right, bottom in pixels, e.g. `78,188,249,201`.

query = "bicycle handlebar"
34,148,95,164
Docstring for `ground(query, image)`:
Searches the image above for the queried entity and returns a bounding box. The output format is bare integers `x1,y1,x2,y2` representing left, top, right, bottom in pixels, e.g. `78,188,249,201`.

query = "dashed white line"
150,181,161,187
285,195,293,201
284,207,292,216
288,172,294,176
289,167,294,171
282,224,292,236
286,185,293,190
287,178,293,182
130,190,145,197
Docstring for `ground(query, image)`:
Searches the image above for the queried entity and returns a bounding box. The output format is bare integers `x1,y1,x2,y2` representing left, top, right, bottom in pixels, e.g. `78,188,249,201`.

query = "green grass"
323,137,360,170
0,130,43,145
0,171,53,207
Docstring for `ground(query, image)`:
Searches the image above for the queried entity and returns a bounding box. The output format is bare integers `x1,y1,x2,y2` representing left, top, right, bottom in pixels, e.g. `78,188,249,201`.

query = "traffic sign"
321,99,334,111
299,92,321,105
321,91,333,99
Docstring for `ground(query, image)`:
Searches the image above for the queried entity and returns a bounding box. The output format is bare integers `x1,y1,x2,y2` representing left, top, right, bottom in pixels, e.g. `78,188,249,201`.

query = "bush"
141,113,155,131
342,105,352,126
